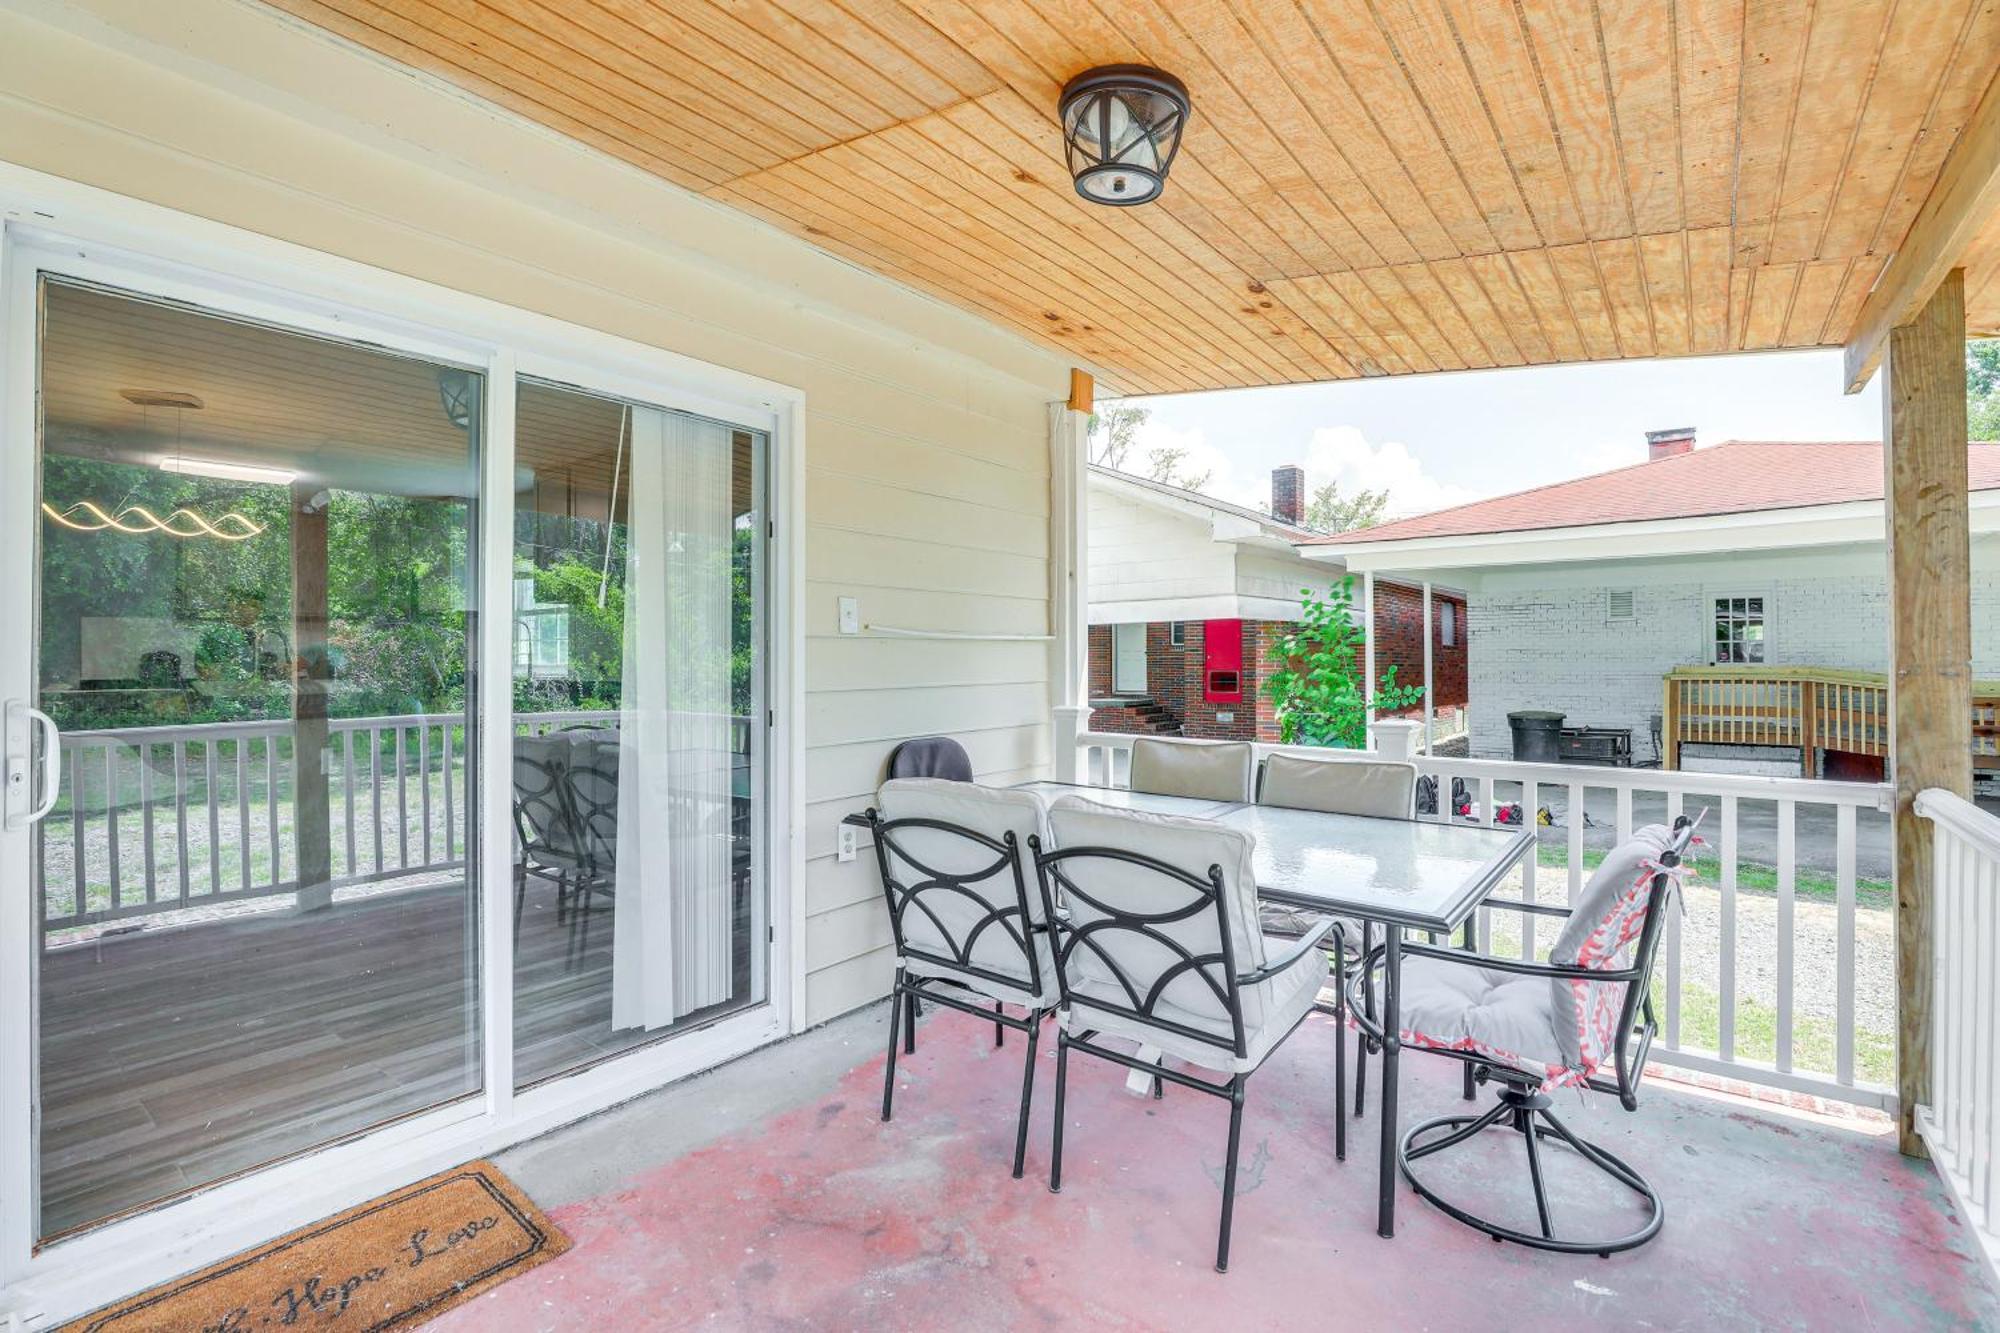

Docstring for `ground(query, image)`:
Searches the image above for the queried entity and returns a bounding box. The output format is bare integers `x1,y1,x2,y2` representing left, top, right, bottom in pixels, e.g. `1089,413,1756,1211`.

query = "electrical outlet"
837,822,858,862
838,596,859,635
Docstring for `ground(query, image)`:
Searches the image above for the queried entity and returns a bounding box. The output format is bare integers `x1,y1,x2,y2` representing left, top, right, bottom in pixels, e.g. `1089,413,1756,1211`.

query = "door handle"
5,702,59,832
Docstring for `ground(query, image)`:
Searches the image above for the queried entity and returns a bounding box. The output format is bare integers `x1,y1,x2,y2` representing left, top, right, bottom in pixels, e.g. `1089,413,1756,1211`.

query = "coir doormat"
63,1161,569,1332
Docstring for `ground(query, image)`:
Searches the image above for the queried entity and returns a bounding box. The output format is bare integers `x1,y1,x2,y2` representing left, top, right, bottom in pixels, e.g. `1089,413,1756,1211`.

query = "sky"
1110,348,1885,522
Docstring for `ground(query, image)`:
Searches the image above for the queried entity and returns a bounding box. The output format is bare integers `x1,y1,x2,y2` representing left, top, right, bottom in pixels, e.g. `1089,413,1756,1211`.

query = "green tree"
1971,340,2000,442
1144,445,1211,492
1261,578,1424,748
1303,479,1389,533
1086,403,1149,470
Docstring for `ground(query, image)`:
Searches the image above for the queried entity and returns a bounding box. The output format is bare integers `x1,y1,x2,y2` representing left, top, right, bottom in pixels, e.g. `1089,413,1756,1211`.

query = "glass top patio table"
1210,804,1535,934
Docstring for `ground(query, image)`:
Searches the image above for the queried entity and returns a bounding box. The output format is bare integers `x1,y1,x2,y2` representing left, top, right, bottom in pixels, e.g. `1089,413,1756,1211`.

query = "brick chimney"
1646,426,1696,461
1271,464,1305,524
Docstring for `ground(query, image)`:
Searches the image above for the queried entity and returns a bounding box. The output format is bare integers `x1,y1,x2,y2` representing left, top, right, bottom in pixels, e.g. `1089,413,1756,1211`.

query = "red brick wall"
1373,582,1468,711
1087,585,1467,740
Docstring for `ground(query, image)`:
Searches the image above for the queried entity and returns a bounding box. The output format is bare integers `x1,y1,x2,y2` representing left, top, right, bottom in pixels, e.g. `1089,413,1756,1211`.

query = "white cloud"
1297,427,1481,520
1112,418,1480,521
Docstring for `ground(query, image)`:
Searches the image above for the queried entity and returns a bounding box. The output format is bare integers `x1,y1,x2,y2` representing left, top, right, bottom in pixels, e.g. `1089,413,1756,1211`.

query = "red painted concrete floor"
434,1008,1998,1330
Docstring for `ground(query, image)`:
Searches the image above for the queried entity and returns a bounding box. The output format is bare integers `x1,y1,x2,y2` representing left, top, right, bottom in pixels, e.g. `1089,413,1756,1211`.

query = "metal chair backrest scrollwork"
1033,841,1247,1062
866,780,1050,1002
1032,802,1270,1063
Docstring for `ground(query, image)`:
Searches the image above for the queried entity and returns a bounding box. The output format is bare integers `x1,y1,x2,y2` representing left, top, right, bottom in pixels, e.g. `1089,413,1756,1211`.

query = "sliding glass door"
0,231,786,1276
30,278,483,1238
509,379,767,1088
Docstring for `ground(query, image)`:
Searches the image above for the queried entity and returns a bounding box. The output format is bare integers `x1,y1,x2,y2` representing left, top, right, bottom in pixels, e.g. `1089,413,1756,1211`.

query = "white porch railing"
41,708,614,931
1060,722,1898,1112
1913,787,2000,1275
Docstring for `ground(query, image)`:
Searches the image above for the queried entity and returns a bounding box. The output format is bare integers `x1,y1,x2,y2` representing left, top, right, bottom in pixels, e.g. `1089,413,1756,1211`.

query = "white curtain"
611,407,738,1030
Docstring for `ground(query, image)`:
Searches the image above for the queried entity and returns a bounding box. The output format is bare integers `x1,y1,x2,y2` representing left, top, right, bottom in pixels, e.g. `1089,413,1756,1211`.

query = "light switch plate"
838,596,859,635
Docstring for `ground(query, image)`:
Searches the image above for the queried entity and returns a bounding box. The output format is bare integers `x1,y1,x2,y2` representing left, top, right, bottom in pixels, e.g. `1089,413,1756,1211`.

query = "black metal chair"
886,735,975,782
1032,796,1335,1273
512,737,588,929
860,778,1059,1178
1346,814,1700,1255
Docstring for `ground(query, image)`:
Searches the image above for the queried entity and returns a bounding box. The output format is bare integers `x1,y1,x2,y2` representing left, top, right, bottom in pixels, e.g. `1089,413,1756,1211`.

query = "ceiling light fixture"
157,456,298,486
41,500,264,541
1058,65,1190,207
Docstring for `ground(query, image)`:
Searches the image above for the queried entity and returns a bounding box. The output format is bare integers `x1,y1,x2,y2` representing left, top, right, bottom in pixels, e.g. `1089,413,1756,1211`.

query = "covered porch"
2,0,2000,1326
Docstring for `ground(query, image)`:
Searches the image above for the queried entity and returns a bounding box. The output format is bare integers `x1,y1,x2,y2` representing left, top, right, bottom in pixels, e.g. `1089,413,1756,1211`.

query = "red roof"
1307,441,2000,545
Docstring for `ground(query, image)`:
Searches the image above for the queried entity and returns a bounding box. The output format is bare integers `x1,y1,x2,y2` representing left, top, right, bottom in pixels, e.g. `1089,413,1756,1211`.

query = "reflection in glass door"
32,279,483,1237
510,379,767,1088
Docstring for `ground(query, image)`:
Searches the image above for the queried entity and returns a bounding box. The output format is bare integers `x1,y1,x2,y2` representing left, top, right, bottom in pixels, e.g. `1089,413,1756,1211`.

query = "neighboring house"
1302,429,2000,773
1086,463,1467,742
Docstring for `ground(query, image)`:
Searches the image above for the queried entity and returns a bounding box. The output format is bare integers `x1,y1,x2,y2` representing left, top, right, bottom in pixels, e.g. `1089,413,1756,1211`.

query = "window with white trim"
1168,620,1185,647
1711,594,1767,664
1437,601,1457,647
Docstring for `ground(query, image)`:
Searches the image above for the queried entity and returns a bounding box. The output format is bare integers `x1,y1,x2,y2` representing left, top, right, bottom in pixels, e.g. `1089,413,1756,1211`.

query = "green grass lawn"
1535,842,1892,911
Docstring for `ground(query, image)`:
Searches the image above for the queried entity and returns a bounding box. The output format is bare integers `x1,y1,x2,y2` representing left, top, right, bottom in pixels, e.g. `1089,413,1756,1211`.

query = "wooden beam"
1845,73,2000,393
292,482,332,912
1067,368,1094,415
1883,269,1973,1156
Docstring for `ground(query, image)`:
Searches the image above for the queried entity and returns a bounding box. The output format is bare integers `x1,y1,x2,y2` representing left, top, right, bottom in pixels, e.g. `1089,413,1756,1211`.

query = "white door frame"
0,165,806,1324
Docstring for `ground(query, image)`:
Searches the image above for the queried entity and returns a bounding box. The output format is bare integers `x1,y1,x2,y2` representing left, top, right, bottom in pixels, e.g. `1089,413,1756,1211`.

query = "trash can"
1508,710,1565,764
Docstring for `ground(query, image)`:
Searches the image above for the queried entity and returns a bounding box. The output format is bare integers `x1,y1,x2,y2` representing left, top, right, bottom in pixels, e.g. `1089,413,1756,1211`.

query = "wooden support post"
1661,677,1679,772
292,482,333,912
1884,269,1973,1157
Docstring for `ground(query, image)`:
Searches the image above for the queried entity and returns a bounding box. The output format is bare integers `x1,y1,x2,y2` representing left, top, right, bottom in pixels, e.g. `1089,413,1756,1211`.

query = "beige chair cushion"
1046,796,1319,1073
1128,737,1253,803
1257,752,1417,819
873,778,1058,1009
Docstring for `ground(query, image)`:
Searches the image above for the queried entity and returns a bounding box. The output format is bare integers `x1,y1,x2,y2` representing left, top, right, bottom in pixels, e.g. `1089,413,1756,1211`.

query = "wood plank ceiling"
267,0,2000,396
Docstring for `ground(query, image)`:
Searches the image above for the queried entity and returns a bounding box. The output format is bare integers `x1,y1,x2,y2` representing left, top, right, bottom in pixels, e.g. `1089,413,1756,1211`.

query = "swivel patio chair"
1032,796,1335,1272
1127,735,1254,803
861,778,1059,1178
1254,751,1420,1122
1347,815,1699,1255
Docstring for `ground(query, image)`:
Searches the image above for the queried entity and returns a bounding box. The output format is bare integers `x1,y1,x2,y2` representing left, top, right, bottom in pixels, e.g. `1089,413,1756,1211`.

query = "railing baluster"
1836,802,1857,1086
267,735,280,886
104,745,121,914
237,739,251,891
443,723,456,863
372,726,384,875
396,726,409,869
420,723,433,866
1664,788,1684,1049
205,742,221,897
343,728,357,878
1516,779,1537,959
1566,782,1584,904
174,740,190,909
69,746,84,919
1719,793,1738,1062
1776,799,1796,1073
139,741,156,908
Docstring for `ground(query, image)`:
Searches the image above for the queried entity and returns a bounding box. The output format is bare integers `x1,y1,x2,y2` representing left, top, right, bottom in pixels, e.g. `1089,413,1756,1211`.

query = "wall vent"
1607,588,1636,622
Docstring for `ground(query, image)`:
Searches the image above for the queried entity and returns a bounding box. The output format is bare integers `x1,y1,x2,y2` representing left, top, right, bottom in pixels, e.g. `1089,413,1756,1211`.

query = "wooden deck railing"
41,708,619,932
1663,666,2000,775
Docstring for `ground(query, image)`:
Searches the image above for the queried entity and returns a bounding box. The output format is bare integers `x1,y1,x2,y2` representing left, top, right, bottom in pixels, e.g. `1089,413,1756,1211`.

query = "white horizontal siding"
0,0,1068,1032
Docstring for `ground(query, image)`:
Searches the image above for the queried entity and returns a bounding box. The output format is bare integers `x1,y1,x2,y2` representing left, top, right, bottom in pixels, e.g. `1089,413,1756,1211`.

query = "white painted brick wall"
1469,569,2000,759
